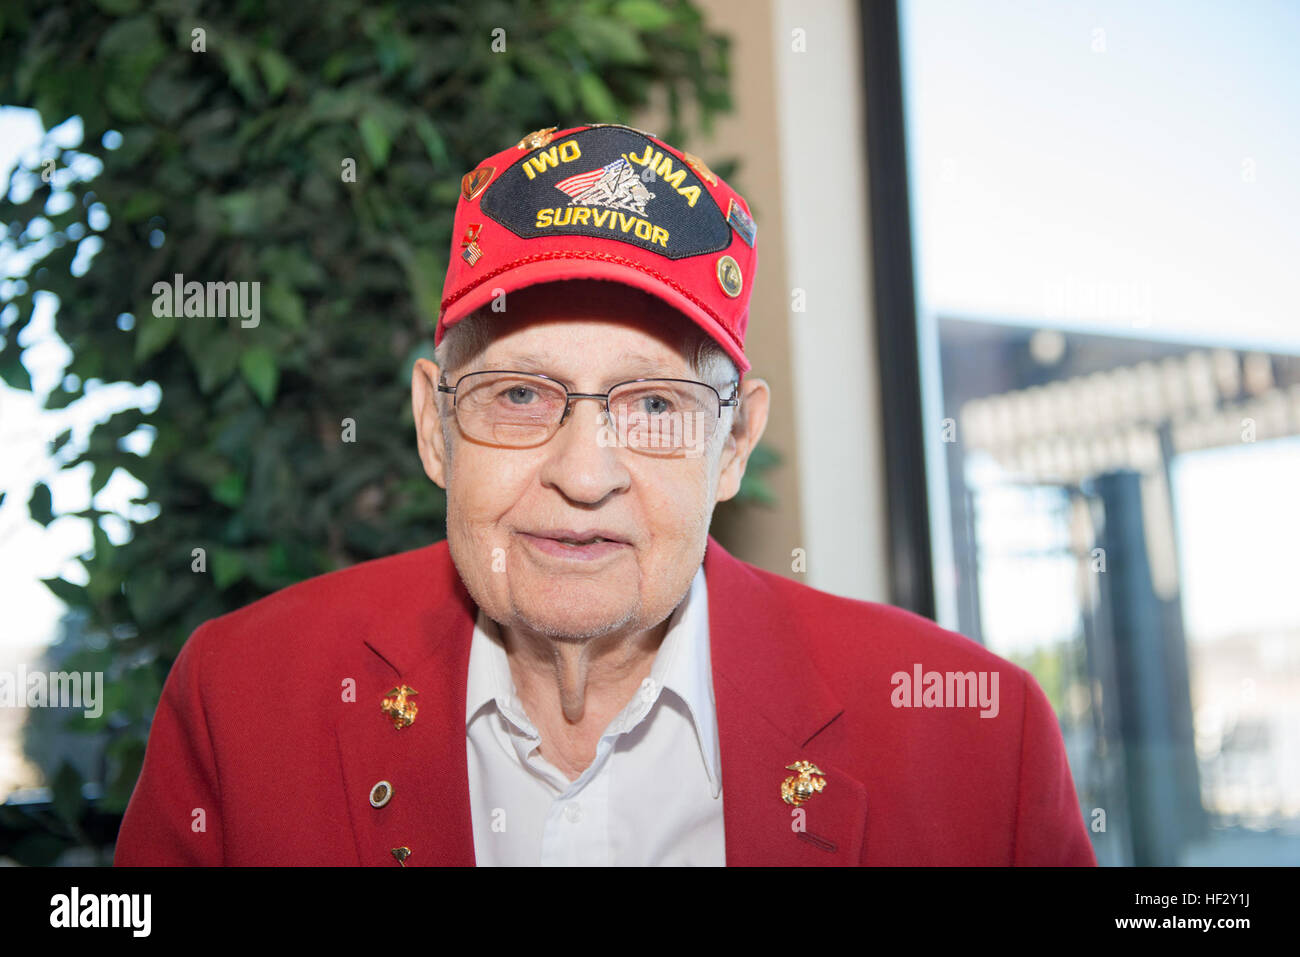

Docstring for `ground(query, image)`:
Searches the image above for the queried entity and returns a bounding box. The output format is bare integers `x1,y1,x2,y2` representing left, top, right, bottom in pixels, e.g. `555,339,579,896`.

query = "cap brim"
436,257,751,374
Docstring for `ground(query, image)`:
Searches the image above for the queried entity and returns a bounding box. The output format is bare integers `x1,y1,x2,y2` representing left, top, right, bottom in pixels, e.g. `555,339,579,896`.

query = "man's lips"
523,528,631,546
517,529,633,560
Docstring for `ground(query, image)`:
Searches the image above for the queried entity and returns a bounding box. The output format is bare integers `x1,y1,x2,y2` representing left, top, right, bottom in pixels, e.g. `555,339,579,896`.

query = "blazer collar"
334,541,479,867
702,537,867,865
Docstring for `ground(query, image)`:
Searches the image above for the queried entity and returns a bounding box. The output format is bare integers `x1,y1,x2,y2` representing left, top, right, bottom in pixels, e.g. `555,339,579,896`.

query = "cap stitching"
439,249,745,351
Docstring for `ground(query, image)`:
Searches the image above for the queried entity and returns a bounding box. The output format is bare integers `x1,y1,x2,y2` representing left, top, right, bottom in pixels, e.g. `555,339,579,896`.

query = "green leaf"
125,565,169,626
98,14,163,64
578,73,620,122
50,761,85,828
239,346,279,406
257,48,294,98
46,383,83,409
574,18,650,64
0,353,31,390
262,247,327,288
134,312,177,362
615,0,677,30
412,115,449,170
93,0,142,13
0,347,32,390
215,190,266,234
398,244,444,326
210,547,247,589
321,51,352,84
220,44,262,103
98,15,166,123
121,191,165,223
211,472,245,508
181,324,240,394
29,482,54,526
105,83,146,122
142,65,207,124
519,51,577,114
41,576,89,609
264,281,306,329
90,462,113,496
358,113,392,167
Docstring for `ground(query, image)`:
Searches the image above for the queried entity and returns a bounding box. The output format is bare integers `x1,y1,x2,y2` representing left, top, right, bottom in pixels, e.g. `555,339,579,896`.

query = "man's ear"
715,377,770,503
412,358,450,488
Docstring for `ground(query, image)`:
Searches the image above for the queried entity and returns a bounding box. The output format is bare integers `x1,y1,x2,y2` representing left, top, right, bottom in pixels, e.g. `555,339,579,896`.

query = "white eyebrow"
479,350,690,389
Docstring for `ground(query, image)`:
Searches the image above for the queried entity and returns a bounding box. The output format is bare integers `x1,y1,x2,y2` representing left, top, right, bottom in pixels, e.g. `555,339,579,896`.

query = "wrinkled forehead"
463,280,705,374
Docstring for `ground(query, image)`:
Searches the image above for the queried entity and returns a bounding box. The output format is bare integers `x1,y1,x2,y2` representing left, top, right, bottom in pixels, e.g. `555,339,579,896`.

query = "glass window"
900,0,1300,865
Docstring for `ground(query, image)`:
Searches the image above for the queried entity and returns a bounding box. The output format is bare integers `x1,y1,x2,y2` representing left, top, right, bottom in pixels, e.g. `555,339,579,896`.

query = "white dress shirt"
465,565,725,866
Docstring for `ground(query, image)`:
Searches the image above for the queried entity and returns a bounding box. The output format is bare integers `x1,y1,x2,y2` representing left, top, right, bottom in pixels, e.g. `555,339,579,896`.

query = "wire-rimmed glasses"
437,370,738,457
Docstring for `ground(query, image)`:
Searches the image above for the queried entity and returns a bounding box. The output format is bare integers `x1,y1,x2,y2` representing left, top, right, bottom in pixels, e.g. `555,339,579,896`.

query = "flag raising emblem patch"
478,126,732,261
554,156,654,215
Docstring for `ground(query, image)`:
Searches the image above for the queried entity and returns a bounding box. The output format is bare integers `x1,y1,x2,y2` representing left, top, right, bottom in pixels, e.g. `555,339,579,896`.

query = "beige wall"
638,0,802,579
639,0,891,601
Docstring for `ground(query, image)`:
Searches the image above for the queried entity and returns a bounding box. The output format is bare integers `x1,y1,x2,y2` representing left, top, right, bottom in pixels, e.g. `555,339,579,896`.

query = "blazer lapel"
704,537,869,865
334,542,479,867
334,536,869,867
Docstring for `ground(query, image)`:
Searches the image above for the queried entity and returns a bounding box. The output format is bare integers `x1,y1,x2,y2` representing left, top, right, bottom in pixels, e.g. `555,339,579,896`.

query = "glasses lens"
608,380,718,456
455,373,567,447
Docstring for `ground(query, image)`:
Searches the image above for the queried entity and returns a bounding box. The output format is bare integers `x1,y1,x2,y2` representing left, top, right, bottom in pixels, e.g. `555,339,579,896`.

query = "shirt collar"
464,564,720,798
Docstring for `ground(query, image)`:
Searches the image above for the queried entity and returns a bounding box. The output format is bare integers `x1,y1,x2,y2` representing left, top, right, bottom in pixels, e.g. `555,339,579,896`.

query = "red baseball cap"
435,123,757,374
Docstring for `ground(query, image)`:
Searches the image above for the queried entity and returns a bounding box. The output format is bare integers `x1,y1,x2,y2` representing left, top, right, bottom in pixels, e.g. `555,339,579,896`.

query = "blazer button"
369,780,393,808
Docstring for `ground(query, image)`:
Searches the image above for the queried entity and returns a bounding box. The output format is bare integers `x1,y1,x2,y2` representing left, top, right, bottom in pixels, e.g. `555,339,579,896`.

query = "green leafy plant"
0,0,774,863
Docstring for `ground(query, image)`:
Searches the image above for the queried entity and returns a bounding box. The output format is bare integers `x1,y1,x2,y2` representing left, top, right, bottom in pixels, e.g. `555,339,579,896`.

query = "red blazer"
114,536,1097,866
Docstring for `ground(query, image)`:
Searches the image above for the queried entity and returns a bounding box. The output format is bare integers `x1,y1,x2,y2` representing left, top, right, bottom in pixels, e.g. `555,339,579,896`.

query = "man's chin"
507,601,639,642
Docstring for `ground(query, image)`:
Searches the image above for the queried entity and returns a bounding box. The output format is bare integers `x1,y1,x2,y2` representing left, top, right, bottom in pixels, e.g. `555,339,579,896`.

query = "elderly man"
114,123,1096,866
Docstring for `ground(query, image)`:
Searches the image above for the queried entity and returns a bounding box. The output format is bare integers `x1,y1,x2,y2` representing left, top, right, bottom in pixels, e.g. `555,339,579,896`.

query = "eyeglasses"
437,370,739,456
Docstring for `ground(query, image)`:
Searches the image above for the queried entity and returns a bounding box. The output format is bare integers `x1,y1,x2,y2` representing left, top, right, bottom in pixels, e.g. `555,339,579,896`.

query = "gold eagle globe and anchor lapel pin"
781,760,827,808
381,684,419,729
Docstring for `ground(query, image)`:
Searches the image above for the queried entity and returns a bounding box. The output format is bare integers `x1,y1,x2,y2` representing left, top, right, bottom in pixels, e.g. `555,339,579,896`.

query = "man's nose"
538,395,630,504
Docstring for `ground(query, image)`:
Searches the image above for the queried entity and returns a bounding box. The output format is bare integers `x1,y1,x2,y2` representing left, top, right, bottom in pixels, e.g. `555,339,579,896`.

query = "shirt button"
564,802,582,823
639,677,658,703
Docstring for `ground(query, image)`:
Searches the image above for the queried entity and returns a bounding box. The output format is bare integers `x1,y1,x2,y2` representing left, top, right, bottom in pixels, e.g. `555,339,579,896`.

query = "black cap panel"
480,126,732,261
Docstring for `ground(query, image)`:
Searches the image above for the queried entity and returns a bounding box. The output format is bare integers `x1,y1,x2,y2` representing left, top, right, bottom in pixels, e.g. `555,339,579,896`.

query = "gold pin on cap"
461,166,495,201
781,760,827,807
716,255,743,298
682,149,718,187
516,126,557,151
381,685,419,729
391,846,411,867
